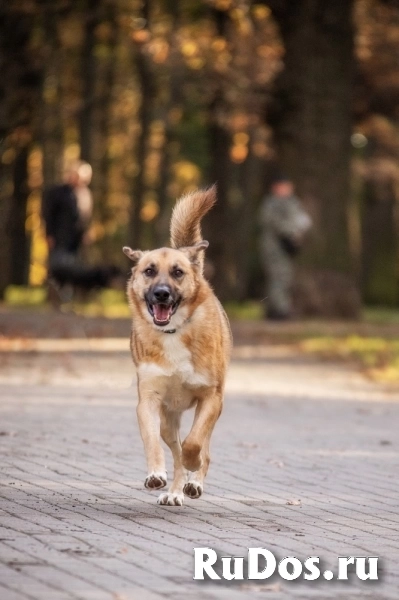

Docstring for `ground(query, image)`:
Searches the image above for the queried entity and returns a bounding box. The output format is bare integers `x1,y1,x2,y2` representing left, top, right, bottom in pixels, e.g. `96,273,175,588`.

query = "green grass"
5,285,47,306
224,301,264,321
67,289,130,318
299,335,399,383
363,306,399,325
4,285,130,318
221,301,399,326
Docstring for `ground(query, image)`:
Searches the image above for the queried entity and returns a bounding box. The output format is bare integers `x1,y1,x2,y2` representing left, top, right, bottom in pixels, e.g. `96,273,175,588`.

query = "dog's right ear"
123,247,143,266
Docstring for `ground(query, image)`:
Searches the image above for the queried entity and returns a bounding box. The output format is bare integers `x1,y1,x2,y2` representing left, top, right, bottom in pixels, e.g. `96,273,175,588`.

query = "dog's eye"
173,269,184,278
143,267,156,277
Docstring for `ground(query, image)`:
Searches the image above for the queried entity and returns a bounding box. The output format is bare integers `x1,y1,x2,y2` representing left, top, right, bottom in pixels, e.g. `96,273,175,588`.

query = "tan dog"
123,186,232,506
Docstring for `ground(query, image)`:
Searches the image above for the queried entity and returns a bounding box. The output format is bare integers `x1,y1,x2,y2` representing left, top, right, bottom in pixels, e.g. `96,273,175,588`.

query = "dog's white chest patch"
162,334,209,387
138,334,209,388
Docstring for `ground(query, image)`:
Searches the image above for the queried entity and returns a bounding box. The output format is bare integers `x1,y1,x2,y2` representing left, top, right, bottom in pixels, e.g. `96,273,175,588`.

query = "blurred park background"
1,0,399,382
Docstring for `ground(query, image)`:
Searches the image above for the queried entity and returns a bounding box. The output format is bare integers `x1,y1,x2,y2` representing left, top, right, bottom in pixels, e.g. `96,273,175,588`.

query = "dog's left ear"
180,240,209,267
123,246,143,266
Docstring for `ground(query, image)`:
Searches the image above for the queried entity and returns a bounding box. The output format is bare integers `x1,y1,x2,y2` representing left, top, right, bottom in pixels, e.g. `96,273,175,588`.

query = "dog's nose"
153,286,172,303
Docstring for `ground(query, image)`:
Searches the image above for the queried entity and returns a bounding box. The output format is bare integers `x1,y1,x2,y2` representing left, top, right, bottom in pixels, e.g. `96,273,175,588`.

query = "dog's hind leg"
182,390,223,499
157,409,186,506
137,383,167,491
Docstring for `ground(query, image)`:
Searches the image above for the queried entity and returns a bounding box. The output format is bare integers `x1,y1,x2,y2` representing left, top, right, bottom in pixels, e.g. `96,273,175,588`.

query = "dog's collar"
160,317,190,334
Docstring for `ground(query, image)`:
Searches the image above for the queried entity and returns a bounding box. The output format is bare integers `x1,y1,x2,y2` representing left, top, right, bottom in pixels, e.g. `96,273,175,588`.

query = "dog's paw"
157,492,184,506
145,472,167,490
183,480,203,499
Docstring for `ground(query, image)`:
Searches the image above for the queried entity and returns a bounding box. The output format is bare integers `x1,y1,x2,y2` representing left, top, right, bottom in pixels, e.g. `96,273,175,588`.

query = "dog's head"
123,241,208,328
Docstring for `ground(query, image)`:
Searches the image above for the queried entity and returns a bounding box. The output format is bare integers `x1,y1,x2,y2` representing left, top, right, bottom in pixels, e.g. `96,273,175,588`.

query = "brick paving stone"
0,343,398,599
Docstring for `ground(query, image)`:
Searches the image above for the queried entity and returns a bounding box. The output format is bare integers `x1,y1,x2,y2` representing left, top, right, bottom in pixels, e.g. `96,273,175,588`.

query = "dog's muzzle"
145,285,180,326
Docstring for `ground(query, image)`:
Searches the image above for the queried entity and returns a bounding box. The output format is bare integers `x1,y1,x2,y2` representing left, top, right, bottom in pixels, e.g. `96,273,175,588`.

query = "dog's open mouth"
146,300,180,326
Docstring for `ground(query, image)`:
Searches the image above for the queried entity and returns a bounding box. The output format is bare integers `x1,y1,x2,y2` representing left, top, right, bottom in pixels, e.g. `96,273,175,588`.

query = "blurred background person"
42,160,93,272
42,161,121,304
260,176,312,320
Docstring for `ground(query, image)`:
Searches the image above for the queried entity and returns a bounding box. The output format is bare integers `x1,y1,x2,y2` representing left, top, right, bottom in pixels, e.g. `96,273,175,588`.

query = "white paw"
145,471,167,490
157,492,184,506
183,480,203,499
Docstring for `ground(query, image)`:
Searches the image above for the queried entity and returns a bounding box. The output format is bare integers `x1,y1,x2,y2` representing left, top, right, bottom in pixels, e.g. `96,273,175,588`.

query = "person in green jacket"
260,177,312,320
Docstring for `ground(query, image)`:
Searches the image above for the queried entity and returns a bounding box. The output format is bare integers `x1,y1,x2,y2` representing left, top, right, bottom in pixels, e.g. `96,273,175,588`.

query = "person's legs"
266,256,293,320
47,249,78,306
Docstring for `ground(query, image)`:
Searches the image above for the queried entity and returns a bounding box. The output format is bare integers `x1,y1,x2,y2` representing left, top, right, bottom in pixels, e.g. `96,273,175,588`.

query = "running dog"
123,186,231,506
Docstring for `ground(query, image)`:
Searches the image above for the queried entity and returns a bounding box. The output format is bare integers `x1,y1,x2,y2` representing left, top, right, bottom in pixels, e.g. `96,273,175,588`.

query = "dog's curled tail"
170,185,216,251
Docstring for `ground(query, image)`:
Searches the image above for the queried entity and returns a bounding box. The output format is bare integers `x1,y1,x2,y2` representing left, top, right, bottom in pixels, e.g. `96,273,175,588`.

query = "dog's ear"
123,246,143,266
180,240,209,266
194,240,209,252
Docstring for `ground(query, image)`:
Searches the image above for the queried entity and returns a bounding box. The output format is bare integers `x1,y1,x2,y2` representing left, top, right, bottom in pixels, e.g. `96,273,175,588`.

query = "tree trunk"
0,4,42,292
128,0,153,250
0,6,10,298
153,4,182,248
79,0,100,164
154,121,173,248
205,104,233,301
91,0,118,258
233,136,268,301
270,0,360,315
9,144,31,285
98,4,118,217
203,7,235,301
361,180,399,305
41,6,63,188
128,52,152,249
0,164,11,298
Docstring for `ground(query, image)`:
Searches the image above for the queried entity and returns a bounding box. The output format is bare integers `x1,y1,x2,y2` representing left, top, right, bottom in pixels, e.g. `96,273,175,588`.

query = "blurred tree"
204,2,280,301
41,2,65,188
97,1,119,228
153,0,183,247
10,143,31,285
354,0,399,305
128,0,154,249
0,1,44,294
268,0,360,315
80,0,99,166
205,6,233,301
80,0,119,239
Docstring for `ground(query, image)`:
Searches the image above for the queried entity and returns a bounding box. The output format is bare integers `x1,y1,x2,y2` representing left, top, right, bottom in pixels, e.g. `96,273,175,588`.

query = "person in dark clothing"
42,160,93,257
42,161,94,293
42,161,122,303
42,183,86,254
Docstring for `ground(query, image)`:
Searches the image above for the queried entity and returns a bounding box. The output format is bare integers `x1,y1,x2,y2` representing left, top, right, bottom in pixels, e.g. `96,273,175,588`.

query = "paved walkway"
0,338,398,600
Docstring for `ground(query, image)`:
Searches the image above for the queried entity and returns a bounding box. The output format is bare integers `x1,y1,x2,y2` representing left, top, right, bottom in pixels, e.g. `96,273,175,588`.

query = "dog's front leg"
137,379,167,491
182,388,223,499
157,408,186,506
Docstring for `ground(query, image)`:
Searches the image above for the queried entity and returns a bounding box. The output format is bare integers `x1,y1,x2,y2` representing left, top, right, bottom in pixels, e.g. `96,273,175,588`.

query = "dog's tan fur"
123,186,231,506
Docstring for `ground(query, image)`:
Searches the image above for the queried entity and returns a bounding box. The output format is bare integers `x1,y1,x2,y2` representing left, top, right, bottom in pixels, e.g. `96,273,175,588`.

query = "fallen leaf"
238,441,259,449
268,459,285,468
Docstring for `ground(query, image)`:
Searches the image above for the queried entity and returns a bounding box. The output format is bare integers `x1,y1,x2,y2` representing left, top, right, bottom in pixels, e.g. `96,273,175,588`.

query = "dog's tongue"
153,304,171,323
